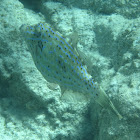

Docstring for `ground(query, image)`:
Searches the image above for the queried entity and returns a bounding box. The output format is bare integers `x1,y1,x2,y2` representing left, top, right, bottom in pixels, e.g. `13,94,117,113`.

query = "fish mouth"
20,24,28,38
20,24,26,32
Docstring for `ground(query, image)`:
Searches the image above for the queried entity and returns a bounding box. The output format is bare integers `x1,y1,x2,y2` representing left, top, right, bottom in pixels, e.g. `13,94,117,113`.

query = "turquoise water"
0,0,140,140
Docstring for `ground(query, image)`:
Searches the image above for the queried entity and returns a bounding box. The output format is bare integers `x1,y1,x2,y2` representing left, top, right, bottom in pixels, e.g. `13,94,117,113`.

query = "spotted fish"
20,23,122,119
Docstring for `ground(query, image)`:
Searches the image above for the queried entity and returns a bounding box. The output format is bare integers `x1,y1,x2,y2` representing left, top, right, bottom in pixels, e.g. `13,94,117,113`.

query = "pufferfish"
20,22,122,119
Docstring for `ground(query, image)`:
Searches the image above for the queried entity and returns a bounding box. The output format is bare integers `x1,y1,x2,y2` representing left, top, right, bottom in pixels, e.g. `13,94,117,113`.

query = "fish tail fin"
96,86,123,120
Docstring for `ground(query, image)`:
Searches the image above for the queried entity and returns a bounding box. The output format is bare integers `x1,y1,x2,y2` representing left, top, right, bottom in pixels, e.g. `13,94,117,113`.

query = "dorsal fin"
75,47,93,74
66,31,94,74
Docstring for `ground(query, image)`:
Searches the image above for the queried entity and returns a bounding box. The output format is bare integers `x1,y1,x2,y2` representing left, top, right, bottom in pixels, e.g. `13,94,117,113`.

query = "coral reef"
0,0,140,139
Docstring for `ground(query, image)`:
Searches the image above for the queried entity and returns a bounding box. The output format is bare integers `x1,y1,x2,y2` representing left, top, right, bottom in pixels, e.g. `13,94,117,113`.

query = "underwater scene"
0,0,140,140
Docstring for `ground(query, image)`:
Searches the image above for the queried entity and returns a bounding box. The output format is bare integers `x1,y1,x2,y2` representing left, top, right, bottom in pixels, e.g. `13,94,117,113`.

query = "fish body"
20,23,122,119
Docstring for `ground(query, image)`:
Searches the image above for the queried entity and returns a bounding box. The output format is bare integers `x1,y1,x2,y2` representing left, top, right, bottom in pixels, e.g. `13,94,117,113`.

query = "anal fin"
60,86,67,96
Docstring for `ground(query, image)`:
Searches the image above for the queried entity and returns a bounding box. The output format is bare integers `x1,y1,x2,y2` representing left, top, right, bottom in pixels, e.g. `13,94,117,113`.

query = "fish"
20,22,122,120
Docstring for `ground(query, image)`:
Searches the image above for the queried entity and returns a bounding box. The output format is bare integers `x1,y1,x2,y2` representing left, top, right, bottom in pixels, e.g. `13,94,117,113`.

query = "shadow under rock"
94,25,133,72
19,0,42,12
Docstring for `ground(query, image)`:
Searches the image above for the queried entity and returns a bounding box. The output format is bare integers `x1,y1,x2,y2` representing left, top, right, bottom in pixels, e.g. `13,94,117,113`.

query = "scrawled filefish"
20,22,122,119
